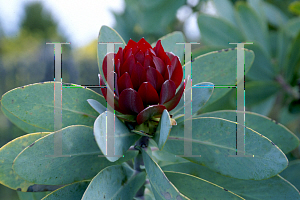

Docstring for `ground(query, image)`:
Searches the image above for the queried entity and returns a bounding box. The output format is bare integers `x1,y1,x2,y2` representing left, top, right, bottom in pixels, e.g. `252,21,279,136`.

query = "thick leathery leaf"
94,111,140,162
82,164,146,200
163,117,288,180
13,125,138,185
140,148,189,200
0,132,50,192
137,105,166,125
154,109,172,150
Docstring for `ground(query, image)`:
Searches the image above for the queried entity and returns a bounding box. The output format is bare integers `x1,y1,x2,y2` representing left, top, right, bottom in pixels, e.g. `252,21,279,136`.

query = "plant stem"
134,136,149,198
276,75,299,99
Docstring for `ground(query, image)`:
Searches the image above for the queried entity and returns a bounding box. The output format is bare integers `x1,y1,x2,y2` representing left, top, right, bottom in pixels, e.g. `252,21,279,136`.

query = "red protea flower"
100,38,184,125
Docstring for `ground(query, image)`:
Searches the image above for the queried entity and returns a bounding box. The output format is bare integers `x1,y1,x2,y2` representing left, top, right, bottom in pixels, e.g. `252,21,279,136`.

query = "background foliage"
1,0,300,199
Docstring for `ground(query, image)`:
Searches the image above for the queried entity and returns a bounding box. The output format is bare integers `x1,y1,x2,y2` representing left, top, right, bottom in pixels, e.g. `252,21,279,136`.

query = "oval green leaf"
13,125,138,185
190,48,254,108
0,132,50,192
87,99,106,114
140,147,189,200
1,82,106,133
162,162,300,200
170,82,214,118
94,111,140,162
197,14,245,47
280,159,300,191
163,117,288,180
82,164,146,200
42,181,89,200
154,109,172,150
198,110,300,154
165,171,244,199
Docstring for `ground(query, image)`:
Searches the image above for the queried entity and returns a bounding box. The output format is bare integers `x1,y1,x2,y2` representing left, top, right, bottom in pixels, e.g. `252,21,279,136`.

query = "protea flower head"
100,38,184,125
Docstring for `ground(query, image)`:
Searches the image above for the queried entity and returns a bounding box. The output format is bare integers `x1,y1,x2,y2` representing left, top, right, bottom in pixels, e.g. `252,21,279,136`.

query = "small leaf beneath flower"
154,109,172,150
136,105,166,125
87,99,106,114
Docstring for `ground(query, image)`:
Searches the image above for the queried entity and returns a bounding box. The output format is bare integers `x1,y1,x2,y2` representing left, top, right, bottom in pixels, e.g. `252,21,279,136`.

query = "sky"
0,0,124,47
0,0,207,48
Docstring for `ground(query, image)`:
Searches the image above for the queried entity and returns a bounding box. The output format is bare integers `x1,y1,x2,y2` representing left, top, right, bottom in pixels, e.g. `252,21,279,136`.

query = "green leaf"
245,81,280,106
0,82,106,133
97,25,126,85
283,32,300,82
17,191,50,200
163,117,288,180
250,94,277,116
289,1,300,15
280,159,300,190
277,17,300,70
81,164,146,200
0,132,50,192
162,162,300,200
235,2,269,54
263,1,288,27
164,172,244,199
87,99,106,114
152,31,185,65
245,43,275,80
94,111,140,162
247,0,267,26
197,14,245,46
211,0,238,27
154,110,172,150
283,17,300,38
13,125,138,185
140,148,189,200
152,149,187,166
190,48,254,108
170,82,214,117
42,181,89,200
199,110,300,154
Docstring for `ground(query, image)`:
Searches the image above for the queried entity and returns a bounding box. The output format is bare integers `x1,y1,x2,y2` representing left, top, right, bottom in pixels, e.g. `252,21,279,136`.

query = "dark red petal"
124,39,137,54
115,59,121,79
115,47,123,65
120,55,135,76
154,40,167,60
124,48,133,60
144,55,154,68
163,81,184,111
131,62,146,90
135,50,145,65
166,52,175,61
102,53,115,80
169,56,183,88
117,72,133,94
153,56,166,76
138,82,159,105
119,88,144,115
137,38,152,52
149,48,156,56
136,105,166,125
100,75,107,100
145,66,164,92
159,80,176,104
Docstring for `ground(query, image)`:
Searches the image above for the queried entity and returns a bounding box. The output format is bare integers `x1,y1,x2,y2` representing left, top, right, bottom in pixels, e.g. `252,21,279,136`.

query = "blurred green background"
1,0,300,199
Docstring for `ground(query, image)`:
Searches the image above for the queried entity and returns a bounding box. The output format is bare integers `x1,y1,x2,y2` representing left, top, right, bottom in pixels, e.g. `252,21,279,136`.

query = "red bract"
100,38,184,124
